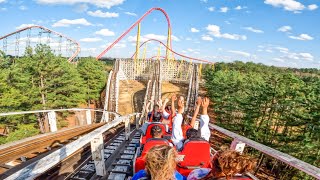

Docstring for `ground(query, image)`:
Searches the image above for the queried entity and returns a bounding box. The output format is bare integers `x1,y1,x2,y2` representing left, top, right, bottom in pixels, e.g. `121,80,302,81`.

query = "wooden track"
0,123,104,167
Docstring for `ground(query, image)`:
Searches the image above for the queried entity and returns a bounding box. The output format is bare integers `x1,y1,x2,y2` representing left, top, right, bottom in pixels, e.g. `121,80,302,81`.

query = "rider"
171,95,211,150
187,150,256,180
132,145,185,180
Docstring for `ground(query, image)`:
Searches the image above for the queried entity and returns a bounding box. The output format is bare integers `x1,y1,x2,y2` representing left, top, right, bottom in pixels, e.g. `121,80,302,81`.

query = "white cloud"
124,12,137,16
308,4,318,11
186,37,192,41
52,18,92,27
275,46,289,53
289,34,313,40
200,0,208,3
95,29,115,36
206,24,247,40
299,53,313,61
16,24,36,29
74,4,88,13
190,28,199,33
201,35,213,41
228,50,251,57
235,6,245,10
19,5,27,10
208,7,215,12
0,0,5,3
80,37,102,42
264,0,305,12
35,0,125,9
278,25,292,32
273,58,285,62
220,7,229,13
127,34,180,42
87,10,119,18
243,27,264,33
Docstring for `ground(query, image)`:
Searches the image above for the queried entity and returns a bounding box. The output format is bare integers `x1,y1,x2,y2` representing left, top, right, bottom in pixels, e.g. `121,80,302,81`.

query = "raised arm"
190,97,202,127
161,98,169,112
201,97,209,115
145,100,151,113
200,97,210,141
171,96,185,150
171,94,177,117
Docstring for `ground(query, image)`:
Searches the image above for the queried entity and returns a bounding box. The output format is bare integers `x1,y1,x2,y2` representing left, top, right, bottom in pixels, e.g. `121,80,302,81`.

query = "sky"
0,0,319,68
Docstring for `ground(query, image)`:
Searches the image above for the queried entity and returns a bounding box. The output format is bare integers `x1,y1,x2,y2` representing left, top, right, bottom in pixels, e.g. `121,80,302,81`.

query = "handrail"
0,108,120,117
209,123,320,179
5,113,140,180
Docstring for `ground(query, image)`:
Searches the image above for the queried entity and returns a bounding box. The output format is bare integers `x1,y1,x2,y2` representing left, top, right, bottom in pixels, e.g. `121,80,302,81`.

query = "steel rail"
130,39,213,63
96,7,172,60
0,25,80,62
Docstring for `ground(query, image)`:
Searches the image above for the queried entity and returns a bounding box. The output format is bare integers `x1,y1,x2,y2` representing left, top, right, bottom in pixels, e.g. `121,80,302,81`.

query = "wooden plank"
5,113,139,180
209,124,320,179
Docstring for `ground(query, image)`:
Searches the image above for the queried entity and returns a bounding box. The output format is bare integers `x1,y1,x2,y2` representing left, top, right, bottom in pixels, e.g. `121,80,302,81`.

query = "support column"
91,134,106,176
230,139,246,154
86,110,92,125
135,114,140,129
134,23,141,61
125,117,130,141
47,111,57,132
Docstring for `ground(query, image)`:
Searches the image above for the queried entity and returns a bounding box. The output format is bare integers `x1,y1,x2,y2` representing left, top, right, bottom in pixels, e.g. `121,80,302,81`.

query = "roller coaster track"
0,25,80,62
0,123,104,177
97,7,172,60
131,39,212,63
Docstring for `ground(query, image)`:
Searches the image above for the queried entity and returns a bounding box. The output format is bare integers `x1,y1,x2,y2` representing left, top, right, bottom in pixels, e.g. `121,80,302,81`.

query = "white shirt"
199,115,210,141
162,111,170,120
171,114,184,150
171,114,211,150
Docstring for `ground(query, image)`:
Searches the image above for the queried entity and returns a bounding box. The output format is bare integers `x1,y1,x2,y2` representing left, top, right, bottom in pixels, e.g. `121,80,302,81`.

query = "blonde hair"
145,145,177,180
215,150,256,179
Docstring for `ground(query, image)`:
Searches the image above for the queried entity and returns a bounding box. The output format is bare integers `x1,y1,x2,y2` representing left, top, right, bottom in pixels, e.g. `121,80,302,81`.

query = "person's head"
150,125,163,138
212,150,256,180
186,128,201,139
152,112,162,122
165,105,171,113
145,145,177,180
153,105,160,112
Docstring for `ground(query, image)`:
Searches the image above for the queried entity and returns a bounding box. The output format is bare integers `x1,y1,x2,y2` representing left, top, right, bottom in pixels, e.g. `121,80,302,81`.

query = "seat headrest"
146,138,169,143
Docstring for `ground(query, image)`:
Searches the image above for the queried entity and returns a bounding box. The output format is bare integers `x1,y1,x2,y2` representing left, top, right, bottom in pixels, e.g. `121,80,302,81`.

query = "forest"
0,45,108,144
204,61,320,179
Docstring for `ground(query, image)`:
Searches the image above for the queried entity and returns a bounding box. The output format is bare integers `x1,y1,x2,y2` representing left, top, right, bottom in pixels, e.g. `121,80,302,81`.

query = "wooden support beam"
86,110,92,125
90,134,106,176
47,111,57,132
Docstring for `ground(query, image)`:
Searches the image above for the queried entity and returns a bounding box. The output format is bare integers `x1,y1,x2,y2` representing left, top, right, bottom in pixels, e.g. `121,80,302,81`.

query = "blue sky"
0,0,319,68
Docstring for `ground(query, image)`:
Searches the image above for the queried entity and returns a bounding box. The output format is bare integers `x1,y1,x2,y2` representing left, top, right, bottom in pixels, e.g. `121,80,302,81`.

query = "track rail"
0,123,104,176
97,7,172,60
0,25,80,62
131,39,212,63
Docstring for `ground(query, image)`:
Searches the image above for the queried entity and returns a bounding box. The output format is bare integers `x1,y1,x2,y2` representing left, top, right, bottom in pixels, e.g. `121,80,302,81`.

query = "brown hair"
204,150,256,180
145,145,177,180
150,125,162,138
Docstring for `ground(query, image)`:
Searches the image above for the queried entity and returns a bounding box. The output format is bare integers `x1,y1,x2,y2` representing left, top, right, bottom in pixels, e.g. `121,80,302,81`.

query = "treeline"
204,61,320,179
0,45,108,144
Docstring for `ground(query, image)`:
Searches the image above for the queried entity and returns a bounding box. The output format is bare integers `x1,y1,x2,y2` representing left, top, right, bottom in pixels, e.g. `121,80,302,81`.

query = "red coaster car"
177,138,212,177
134,138,170,173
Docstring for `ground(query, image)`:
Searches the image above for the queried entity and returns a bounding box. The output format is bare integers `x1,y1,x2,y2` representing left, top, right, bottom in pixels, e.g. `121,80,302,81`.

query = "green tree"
77,57,106,106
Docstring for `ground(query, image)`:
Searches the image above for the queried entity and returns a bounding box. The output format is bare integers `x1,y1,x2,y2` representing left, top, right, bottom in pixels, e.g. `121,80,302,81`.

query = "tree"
77,57,106,106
